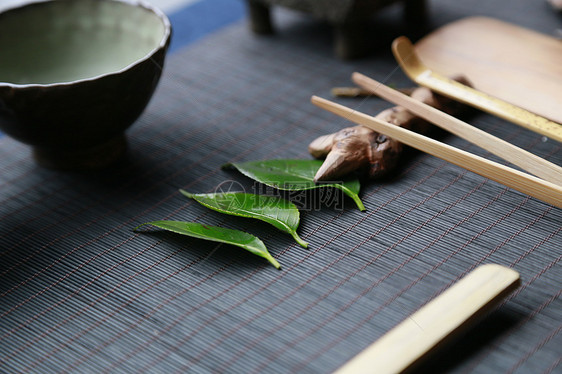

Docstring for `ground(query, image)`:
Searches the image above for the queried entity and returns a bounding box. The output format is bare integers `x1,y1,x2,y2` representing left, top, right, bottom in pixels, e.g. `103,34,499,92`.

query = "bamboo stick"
334,264,520,374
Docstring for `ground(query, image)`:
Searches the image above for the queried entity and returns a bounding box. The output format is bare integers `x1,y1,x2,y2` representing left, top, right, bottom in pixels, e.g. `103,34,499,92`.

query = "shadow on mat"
409,306,523,373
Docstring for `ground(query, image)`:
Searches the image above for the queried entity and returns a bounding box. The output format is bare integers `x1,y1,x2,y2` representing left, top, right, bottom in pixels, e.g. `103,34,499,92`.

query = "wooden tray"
415,17,562,124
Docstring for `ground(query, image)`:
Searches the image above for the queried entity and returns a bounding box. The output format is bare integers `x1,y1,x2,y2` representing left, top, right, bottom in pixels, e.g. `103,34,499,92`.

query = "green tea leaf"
223,159,365,211
180,190,308,248
134,221,280,269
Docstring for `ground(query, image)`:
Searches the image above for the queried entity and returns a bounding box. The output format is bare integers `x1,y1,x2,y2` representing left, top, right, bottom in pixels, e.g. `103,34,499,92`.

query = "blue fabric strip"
167,0,247,54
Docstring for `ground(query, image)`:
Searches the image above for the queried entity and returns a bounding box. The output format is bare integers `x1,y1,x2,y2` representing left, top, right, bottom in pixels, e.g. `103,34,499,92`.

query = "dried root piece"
309,75,472,182
331,86,415,97
549,0,562,11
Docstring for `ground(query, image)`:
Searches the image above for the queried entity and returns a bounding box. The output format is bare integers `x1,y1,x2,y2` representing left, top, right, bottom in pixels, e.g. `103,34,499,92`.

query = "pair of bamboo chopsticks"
311,73,562,208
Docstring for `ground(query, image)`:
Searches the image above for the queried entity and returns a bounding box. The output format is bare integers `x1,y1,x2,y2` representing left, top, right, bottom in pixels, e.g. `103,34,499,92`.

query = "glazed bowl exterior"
0,0,171,169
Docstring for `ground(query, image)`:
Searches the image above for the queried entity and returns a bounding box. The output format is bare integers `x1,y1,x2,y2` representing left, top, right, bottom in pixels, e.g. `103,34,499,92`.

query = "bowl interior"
0,0,168,85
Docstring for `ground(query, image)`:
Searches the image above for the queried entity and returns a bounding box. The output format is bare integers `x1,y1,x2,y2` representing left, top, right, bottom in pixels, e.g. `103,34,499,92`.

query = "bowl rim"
0,0,172,89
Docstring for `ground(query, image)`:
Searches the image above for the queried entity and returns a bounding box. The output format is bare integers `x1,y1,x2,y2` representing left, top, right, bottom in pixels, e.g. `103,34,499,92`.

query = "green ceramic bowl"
0,0,171,169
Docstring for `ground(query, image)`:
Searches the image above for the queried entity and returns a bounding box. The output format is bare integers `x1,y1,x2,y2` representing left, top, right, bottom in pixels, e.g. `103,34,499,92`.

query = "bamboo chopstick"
311,95,562,208
351,72,562,186
334,264,520,374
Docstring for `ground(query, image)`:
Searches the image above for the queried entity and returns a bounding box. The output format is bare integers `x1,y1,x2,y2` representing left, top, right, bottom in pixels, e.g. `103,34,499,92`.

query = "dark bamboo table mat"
1,0,560,372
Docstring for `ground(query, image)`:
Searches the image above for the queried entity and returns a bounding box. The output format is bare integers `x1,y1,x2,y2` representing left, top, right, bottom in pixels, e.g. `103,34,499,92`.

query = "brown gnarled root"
309,75,472,182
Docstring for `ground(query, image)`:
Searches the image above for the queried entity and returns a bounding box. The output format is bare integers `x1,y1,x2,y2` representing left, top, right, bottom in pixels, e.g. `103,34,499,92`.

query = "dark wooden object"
246,0,427,59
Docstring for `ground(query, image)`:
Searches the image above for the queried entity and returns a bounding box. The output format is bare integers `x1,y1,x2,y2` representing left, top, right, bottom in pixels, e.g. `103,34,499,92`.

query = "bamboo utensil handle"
311,96,562,208
392,36,562,143
351,72,562,186
334,264,520,374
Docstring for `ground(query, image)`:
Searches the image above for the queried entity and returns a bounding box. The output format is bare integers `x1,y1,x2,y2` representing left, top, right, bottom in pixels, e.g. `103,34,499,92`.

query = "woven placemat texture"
0,0,560,373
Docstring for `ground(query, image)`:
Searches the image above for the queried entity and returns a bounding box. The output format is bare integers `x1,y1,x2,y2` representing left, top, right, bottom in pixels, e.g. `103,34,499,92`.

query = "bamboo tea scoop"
392,36,562,143
351,72,562,186
334,264,520,374
311,95,562,208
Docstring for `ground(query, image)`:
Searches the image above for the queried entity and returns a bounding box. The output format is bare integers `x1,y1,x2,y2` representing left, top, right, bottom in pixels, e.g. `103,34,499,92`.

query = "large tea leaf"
224,159,365,211
180,190,308,248
135,221,280,269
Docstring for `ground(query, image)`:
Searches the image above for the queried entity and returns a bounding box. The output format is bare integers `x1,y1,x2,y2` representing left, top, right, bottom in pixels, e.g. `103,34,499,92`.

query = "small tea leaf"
180,190,308,248
134,221,280,269
223,159,365,211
